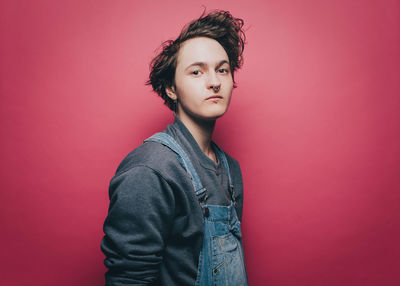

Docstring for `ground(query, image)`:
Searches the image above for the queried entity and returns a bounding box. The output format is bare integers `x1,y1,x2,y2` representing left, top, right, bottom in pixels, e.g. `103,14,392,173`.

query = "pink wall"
1,0,399,285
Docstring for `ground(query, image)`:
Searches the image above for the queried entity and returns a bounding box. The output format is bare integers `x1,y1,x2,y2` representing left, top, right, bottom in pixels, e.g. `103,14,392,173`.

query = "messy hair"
145,8,247,111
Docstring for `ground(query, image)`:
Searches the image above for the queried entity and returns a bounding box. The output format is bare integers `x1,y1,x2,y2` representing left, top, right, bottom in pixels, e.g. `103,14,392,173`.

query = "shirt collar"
170,115,220,170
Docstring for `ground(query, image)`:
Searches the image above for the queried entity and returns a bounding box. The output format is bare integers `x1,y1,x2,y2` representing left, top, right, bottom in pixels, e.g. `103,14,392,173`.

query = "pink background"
1,0,399,285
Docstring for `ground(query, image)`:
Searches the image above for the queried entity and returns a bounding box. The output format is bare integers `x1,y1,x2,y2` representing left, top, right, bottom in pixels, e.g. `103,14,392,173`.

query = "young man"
101,9,247,285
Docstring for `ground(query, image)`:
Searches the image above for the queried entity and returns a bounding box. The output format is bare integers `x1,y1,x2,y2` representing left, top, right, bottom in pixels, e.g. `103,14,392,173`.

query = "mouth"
206,95,223,100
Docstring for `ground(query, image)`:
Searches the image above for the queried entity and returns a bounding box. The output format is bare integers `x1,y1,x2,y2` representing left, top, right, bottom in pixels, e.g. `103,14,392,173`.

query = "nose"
208,70,221,92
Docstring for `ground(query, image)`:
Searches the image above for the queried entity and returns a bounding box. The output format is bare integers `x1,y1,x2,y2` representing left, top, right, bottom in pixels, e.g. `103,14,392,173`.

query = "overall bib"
145,132,248,286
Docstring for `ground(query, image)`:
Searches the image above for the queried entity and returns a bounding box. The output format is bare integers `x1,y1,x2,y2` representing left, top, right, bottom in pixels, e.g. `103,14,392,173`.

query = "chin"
201,107,228,121
184,104,230,122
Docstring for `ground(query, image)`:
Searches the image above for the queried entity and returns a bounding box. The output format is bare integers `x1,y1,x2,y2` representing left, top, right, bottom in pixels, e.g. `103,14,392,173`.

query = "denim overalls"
145,132,248,286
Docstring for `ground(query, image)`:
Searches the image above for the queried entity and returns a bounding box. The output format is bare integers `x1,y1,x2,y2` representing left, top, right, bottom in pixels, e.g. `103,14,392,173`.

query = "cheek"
178,79,204,97
224,79,234,94
223,74,234,86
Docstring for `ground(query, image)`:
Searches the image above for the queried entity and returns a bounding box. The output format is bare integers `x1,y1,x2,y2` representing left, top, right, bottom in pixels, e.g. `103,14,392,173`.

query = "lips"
206,95,223,100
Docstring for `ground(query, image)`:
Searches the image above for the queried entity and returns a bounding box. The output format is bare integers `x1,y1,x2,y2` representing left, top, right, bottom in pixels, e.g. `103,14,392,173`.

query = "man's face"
166,37,234,122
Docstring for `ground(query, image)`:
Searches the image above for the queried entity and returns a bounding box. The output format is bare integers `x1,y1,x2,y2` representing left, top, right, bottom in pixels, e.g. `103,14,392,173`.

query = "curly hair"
145,8,247,111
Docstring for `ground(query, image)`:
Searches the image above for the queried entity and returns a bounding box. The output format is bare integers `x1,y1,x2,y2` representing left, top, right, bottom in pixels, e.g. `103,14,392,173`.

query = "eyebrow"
185,60,229,71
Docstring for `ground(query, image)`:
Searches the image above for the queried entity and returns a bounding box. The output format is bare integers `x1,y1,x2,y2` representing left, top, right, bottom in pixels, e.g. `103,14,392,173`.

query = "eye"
218,68,229,73
192,70,200,75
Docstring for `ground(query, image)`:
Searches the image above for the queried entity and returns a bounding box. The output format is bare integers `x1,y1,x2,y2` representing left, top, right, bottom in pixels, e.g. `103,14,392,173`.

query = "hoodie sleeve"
100,165,175,285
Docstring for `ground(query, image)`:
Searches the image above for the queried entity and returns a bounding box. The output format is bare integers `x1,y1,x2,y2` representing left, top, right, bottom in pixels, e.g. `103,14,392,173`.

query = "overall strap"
212,142,237,208
144,132,208,203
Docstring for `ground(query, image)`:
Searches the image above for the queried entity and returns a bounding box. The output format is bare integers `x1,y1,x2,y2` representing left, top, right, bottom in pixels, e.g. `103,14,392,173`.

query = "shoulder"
115,141,170,173
214,144,243,188
224,152,241,172
215,144,242,178
225,152,243,186
108,141,188,201
112,139,189,185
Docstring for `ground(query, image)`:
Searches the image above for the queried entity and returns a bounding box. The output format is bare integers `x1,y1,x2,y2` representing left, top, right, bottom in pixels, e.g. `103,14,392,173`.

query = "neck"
176,112,217,163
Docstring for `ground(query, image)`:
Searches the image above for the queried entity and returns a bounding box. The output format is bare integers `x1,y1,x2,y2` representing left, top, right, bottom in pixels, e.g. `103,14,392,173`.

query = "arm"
100,166,175,285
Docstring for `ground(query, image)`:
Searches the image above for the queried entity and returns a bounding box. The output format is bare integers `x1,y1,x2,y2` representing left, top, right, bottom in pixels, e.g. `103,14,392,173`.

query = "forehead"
176,37,229,68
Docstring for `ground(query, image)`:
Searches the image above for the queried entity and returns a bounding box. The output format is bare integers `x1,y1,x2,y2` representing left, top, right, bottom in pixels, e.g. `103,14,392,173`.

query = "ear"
165,85,177,101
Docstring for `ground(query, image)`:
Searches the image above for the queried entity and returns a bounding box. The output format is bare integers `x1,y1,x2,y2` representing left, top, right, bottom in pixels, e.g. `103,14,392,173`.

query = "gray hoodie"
100,116,244,285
